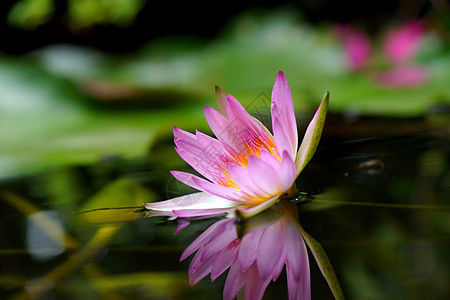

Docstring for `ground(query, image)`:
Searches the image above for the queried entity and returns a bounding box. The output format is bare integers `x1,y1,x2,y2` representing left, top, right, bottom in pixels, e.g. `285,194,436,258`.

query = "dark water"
0,115,449,300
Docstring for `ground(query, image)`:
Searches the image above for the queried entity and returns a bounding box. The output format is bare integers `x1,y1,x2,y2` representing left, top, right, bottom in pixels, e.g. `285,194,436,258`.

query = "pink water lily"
334,25,372,71
145,71,328,218
383,20,424,65
376,20,429,87
334,21,429,88
374,65,429,88
181,200,310,300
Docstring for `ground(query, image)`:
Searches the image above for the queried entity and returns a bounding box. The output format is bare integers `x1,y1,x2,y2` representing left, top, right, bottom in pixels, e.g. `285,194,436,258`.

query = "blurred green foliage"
8,0,145,29
78,178,154,224
1,10,449,179
1,5,449,300
68,0,145,29
8,0,54,29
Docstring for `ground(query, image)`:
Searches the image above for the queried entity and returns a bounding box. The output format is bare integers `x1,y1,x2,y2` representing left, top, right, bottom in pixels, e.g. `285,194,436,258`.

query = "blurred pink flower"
334,25,372,71
181,200,310,300
145,71,328,219
376,20,429,88
335,20,430,88
375,66,429,88
383,20,424,65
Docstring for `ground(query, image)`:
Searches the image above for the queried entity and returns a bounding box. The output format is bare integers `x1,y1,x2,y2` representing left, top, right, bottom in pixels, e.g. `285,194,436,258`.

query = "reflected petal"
238,229,263,271
223,263,247,300
211,239,240,281
180,219,228,261
257,222,286,279
180,200,312,300
245,264,272,300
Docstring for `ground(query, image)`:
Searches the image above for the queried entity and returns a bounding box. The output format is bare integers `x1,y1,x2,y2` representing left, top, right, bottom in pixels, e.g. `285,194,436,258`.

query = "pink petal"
227,163,267,199
238,228,264,271
223,262,247,300
188,247,205,274
188,254,216,286
191,220,232,265
279,151,297,192
271,71,298,154
173,126,197,145
199,220,237,262
175,148,216,181
257,222,286,280
284,218,304,281
211,239,240,281
204,105,239,149
247,155,281,196
273,116,296,160
144,192,237,212
205,95,268,153
271,238,287,281
245,263,272,300
188,221,232,276
180,219,228,261
258,148,282,171
295,92,329,177
287,255,311,300
286,220,310,300
195,130,232,161
173,208,232,218
144,210,177,218
174,219,191,234
170,171,245,203
174,128,232,182
225,94,262,136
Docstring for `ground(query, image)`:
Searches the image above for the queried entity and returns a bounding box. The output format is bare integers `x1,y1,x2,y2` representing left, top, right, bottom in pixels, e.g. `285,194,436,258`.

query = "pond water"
0,114,449,300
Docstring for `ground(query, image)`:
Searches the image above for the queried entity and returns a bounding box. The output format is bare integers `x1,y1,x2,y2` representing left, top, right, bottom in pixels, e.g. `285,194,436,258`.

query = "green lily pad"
78,178,155,224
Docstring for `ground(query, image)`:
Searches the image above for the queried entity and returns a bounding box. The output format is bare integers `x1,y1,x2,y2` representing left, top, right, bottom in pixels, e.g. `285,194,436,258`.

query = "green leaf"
78,178,155,224
68,0,145,29
215,85,228,117
298,223,345,300
8,0,54,29
295,91,329,176
0,54,207,178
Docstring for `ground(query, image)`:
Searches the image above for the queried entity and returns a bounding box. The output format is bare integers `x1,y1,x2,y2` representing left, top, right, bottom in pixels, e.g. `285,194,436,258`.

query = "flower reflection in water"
144,71,336,299
179,200,310,300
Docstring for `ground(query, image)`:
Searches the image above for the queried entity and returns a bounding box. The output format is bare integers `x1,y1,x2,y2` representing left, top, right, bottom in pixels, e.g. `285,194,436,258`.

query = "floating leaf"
78,178,155,224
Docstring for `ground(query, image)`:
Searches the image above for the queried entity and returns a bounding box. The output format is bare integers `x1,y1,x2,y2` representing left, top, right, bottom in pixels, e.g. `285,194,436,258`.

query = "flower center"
216,129,280,190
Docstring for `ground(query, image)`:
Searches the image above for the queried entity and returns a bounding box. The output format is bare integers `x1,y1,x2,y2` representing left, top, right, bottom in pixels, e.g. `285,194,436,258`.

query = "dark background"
0,0,437,54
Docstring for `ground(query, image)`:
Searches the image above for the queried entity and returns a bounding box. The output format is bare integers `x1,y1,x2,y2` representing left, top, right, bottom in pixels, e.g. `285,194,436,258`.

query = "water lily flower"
374,65,429,88
145,71,328,219
334,21,429,88
383,20,424,65
376,20,429,87
334,25,372,71
181,200,310,300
